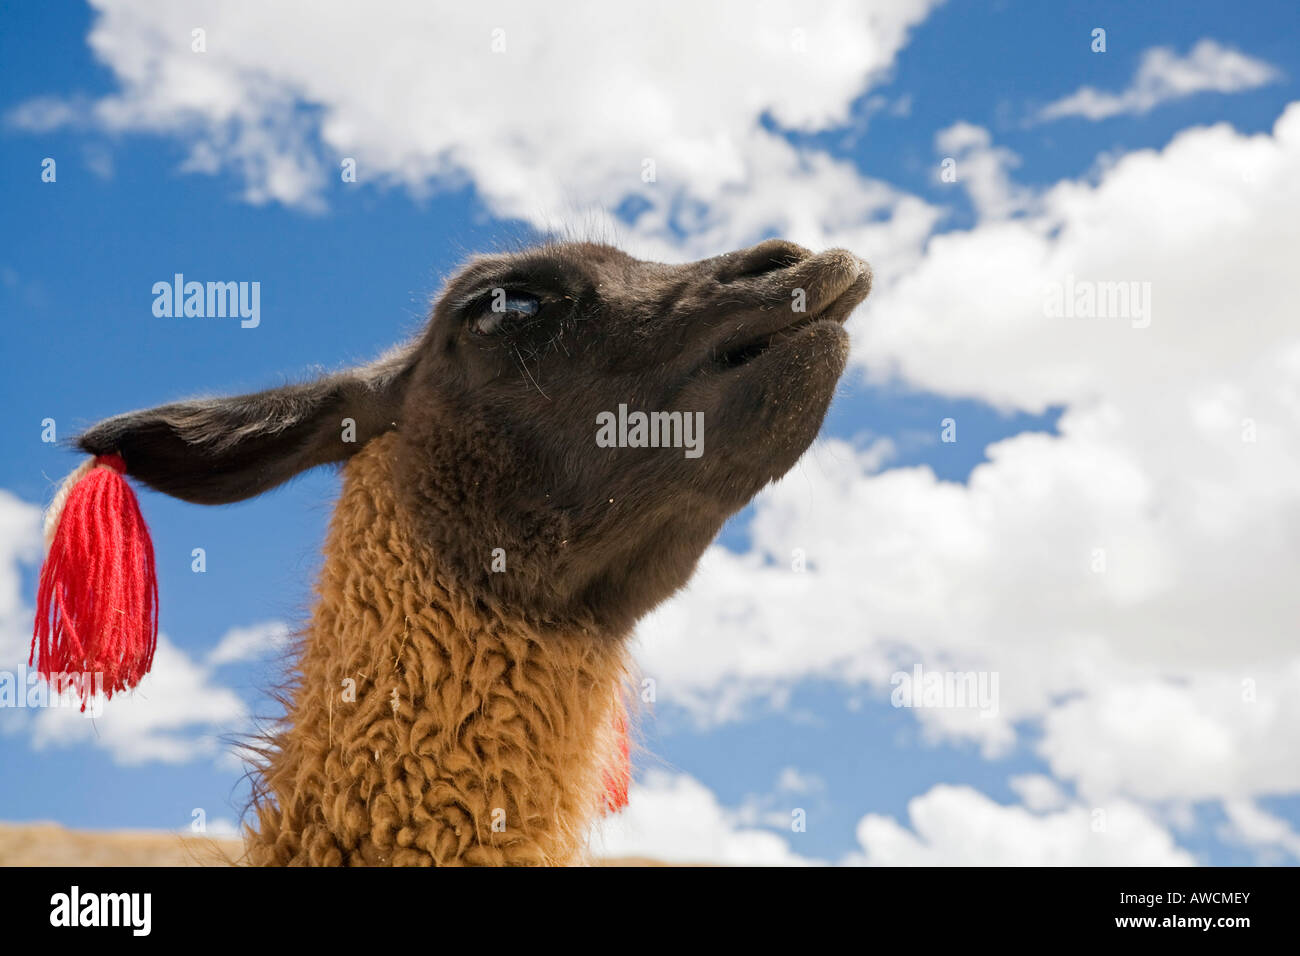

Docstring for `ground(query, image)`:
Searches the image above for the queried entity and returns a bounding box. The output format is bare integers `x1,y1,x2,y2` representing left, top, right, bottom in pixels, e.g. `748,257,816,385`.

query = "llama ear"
76,347,414,505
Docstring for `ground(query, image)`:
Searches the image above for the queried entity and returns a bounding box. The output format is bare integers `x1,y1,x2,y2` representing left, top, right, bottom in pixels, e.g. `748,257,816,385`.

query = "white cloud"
30,634,249,765
1040,673,1300,803
851,784,1195,865
1219,798,1300,862
0,492,42,674
4,0,953,314
1009,774,1069,812
11,0,940,232
0,488,256,767
207,620,291,667
776,767,825,795
592,770,818,865
634,104,1300,857
934,121,1030,219
1038,39,1281,122
599,775,1195,866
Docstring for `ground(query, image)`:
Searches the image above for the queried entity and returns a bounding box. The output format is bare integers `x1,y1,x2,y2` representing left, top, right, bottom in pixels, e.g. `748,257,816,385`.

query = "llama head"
79,239,870,634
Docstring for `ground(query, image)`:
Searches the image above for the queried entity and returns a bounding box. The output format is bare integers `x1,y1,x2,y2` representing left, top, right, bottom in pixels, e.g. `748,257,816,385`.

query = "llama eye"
471,292,541,335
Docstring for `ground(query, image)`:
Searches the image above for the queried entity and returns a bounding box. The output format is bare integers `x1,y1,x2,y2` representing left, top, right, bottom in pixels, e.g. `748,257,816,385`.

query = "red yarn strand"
31,455,158,707
603,705,631,813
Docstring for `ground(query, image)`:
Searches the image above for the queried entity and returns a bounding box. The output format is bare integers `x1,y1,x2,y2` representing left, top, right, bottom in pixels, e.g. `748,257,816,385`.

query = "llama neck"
247,433,628,866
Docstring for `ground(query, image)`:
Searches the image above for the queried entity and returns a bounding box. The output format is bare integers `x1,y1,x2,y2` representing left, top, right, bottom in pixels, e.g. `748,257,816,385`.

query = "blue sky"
2,0,1298,865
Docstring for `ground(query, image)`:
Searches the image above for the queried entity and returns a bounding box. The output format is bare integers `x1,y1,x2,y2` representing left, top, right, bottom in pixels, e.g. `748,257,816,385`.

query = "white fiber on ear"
43,457,97,555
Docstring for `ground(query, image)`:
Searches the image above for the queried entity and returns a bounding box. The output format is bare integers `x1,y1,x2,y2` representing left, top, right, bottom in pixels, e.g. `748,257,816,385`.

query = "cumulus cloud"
1040,672,1300,803
8,0,939,234
851,784,1195,866
28,635,249,765
1219,798,1300,863
777,767,825,795
206,620,292,667
934,121,1031,220
592,770,818,865
0,492,42,673
597,774,1193,866
0,489,263,767
634,104,1300,845
1038,39,1281,122
1009,774,1069,813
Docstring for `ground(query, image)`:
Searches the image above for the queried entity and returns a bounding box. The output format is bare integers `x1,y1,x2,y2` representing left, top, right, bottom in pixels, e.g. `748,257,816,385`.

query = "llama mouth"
709,278,869,371
711,315,841,370
708,256,871,372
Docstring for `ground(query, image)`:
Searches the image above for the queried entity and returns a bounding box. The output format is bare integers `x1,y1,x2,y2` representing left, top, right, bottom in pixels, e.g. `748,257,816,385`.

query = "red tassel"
603,704,631,813
31,454,158,708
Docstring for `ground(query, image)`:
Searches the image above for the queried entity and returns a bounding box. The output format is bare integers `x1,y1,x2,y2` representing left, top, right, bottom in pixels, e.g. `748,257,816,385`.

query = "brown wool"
245,434,627,866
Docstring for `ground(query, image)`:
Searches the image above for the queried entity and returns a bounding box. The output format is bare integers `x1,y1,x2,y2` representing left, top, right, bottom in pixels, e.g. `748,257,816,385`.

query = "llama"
70,239,871,865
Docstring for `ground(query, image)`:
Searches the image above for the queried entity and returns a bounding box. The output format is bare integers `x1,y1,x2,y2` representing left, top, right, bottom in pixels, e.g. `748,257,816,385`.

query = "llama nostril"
723,239,812,281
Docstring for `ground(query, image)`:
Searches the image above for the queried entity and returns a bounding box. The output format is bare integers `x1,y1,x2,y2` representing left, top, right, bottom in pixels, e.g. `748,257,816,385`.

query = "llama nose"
717,239,812,282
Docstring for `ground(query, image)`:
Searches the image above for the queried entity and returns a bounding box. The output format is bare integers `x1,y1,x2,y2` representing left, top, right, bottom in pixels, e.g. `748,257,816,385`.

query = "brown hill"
0,821,674,866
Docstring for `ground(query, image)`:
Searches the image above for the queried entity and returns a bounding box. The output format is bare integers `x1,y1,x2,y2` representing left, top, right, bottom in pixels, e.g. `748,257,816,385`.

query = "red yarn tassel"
31,454,158,708
603,705,631,813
